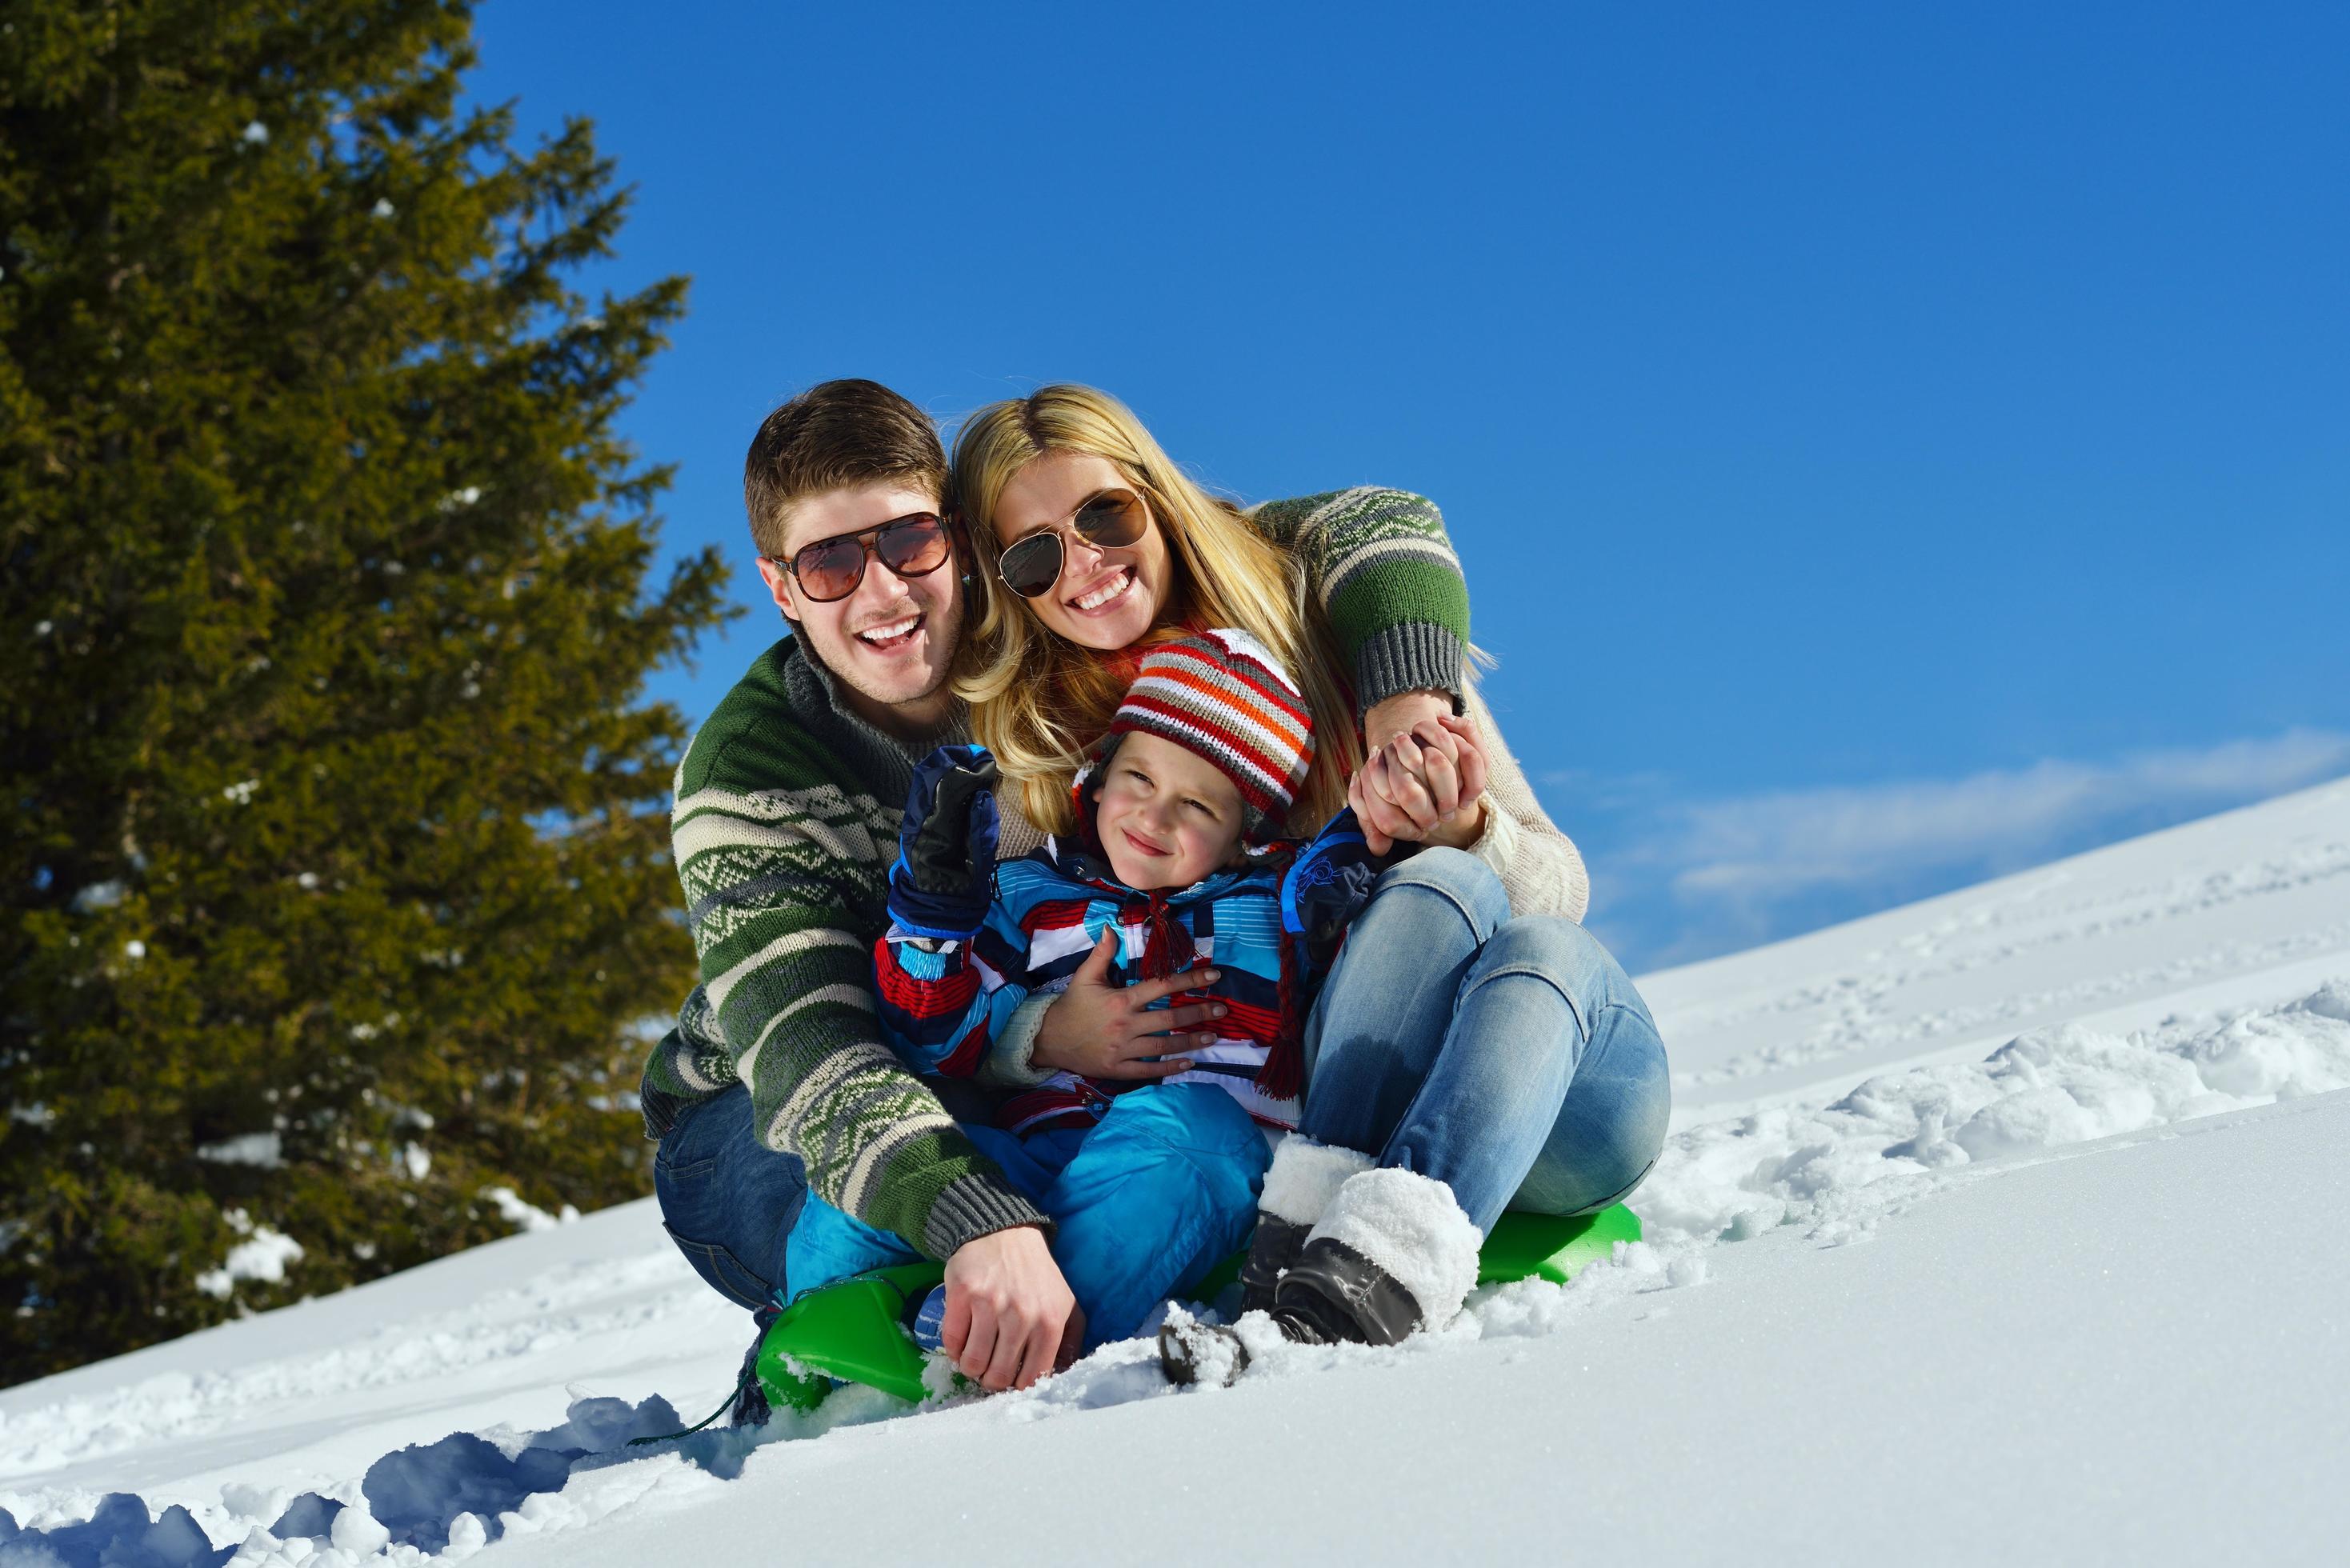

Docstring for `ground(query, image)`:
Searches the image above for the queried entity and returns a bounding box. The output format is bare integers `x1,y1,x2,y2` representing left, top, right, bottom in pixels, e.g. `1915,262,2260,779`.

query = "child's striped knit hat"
1104,627,1316,841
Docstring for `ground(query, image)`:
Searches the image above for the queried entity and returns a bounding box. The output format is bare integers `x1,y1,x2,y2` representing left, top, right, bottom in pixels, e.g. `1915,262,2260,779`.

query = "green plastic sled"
755,1261,945,1411
755,1204,1642,1412
1475,1202,1643,1286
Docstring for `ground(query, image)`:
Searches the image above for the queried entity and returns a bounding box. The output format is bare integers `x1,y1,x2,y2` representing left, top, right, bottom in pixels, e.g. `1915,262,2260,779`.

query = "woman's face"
991,451,1172,650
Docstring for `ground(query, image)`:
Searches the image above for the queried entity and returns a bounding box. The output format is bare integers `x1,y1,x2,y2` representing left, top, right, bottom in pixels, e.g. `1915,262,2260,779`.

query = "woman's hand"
1029,928,1227,1079
1349,714,1490,854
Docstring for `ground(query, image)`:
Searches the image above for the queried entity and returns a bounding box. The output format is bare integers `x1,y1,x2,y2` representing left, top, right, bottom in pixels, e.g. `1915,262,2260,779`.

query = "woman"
951,386,1671,1358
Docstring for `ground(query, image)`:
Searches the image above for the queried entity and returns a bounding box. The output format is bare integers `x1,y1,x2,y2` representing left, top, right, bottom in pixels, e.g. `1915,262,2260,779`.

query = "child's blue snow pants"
785,1080,1270,1350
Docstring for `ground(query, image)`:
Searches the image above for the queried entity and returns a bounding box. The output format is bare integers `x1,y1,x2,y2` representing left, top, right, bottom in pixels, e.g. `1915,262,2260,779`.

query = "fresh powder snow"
3,778,2346,1564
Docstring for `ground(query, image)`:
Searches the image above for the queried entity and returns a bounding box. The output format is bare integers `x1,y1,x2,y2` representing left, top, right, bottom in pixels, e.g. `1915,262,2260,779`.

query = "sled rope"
626,1361,757,1447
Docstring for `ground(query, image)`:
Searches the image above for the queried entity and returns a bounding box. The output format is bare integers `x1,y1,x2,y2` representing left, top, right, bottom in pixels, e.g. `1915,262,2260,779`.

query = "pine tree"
0,0,732,1383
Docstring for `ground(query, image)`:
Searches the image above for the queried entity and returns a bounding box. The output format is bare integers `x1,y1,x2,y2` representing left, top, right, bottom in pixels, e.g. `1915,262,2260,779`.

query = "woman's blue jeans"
1298,847,1671,1232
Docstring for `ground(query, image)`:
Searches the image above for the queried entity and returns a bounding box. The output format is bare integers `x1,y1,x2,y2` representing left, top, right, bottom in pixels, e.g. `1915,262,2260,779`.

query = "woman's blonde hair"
951,385,1362,836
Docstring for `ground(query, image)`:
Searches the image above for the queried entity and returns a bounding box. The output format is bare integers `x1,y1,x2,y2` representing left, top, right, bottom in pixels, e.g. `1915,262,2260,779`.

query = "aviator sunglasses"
767,512,952,603
995,488,1151,599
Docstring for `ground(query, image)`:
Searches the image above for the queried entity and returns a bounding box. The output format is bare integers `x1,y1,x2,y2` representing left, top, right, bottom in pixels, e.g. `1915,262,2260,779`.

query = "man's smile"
854,611,925,650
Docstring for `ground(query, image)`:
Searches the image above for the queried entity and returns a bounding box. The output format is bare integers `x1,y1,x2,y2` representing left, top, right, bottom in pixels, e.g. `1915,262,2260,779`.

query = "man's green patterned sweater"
639,488,1475,1260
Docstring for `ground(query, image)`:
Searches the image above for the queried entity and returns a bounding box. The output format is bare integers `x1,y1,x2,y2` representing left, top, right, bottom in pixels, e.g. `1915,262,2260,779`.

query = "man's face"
758,482,964,717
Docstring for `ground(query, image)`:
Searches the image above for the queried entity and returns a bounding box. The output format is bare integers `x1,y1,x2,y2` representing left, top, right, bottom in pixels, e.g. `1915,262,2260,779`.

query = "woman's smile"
1067,566,1137,614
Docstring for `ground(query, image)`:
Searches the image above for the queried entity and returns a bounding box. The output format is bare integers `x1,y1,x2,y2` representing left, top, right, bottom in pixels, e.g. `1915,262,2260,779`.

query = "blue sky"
465,2,2350,972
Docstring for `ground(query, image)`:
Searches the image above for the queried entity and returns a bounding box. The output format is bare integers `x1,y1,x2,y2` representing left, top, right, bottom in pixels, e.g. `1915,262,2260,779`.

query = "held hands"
940,1225,1082,1392
1352,691,1490,855
1029,928,1227,1080
890,745,1001,939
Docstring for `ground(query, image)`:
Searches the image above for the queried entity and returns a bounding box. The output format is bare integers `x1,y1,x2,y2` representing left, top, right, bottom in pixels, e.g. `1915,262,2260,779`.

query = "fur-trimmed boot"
1162,1167,1482,1386
1238,1138,1375,1314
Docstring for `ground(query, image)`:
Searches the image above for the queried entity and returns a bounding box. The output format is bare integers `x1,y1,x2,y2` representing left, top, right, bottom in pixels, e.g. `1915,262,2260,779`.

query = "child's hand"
1350,714,1488,853
1031,928,1227,1079
890,745,1000,938
1283,813,1385,968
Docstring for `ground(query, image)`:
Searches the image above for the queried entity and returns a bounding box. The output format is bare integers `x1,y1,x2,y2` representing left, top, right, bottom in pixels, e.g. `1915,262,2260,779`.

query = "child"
787,628,1347,1353
886,625,1331,1133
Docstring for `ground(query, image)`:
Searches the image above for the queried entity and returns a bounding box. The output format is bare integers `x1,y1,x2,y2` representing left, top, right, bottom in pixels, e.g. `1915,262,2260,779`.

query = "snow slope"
5,777,2347,1566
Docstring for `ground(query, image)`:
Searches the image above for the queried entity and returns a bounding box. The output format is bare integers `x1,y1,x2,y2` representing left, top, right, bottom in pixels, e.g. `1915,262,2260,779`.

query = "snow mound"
1642,980,2350,1248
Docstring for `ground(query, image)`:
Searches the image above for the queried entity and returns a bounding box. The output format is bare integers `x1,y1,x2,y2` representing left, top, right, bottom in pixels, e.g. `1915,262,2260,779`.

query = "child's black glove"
889,745,1001,940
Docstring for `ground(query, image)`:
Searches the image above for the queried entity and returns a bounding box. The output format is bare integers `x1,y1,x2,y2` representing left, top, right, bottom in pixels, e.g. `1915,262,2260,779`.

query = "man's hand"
1350,711,1489,854
940,1225,1083,1391
1030,928,1226,1079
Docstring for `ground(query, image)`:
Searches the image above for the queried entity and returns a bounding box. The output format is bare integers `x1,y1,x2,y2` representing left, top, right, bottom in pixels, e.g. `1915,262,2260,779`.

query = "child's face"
1094,731,1248,890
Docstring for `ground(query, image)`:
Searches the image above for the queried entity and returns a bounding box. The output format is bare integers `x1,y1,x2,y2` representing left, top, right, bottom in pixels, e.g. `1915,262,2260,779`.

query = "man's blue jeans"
1299,847,1671,1232
651,1083,809,1320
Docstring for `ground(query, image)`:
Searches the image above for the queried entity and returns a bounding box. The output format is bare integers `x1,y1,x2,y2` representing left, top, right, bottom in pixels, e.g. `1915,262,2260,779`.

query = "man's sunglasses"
995,488,1151,600
767,513,952,603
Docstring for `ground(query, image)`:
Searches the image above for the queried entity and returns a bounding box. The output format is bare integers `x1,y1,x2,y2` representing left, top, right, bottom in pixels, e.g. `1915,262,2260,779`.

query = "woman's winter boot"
1160,1166,1482,1386
1275,1166,1482,1343
1238,1138,1374,1312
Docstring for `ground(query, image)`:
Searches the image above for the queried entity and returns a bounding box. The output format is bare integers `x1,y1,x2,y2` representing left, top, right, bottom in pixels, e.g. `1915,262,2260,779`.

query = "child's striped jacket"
875,838,1302,1134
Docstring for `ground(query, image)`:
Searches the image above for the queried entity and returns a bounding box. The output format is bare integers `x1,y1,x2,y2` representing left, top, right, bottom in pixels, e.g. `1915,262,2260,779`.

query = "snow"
479,1190,577,1234
193,1218,304,1302
3,777,2346,1564
68,882,126,914
1642,979,2350,1250
195,1136,283,1172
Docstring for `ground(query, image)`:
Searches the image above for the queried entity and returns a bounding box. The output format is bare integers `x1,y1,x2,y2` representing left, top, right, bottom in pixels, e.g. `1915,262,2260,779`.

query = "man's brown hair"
743,379,947,556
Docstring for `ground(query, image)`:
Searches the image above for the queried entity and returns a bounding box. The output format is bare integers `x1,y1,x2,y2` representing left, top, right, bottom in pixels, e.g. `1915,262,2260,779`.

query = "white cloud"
1627,729,2350,906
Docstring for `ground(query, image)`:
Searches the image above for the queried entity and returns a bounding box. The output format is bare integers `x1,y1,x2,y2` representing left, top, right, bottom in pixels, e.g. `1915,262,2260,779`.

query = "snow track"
1651,777,2350,1112
4,779,2347,1565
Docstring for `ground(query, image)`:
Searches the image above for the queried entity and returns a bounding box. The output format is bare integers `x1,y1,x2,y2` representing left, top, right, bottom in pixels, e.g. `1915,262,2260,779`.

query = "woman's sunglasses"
995,488,1151,599
768,512,952,603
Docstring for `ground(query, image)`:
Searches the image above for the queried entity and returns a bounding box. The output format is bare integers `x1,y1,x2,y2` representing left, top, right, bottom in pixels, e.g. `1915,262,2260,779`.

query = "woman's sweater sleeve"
1247,489,1473,714
1456,686,1591,923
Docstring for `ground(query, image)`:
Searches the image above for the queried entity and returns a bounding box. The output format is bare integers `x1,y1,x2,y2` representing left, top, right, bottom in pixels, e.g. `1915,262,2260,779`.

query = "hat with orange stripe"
1101,626,1316,842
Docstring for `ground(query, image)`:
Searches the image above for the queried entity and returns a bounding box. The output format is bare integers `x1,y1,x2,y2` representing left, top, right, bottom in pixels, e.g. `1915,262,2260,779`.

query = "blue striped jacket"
875,838,1303,1134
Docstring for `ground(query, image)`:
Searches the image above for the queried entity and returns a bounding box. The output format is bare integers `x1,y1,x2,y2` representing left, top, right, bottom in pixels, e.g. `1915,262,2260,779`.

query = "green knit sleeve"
659,650,1046,1258
1246,488,1471,713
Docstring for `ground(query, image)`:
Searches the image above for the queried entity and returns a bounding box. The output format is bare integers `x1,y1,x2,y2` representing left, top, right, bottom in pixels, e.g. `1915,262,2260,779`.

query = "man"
640,379,1475,1402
